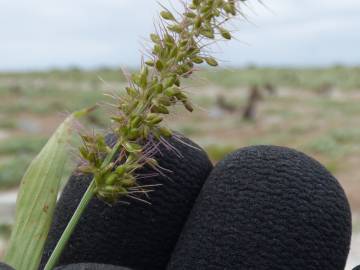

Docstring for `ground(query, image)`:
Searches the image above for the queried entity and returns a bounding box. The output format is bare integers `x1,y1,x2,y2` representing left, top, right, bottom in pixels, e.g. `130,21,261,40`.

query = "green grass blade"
3,111,85,270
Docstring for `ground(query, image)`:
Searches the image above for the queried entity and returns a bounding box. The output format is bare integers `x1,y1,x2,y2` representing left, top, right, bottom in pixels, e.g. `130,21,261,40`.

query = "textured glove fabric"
167,145,352,270
54,263,131,270
40,134,213,270
0,263,14,270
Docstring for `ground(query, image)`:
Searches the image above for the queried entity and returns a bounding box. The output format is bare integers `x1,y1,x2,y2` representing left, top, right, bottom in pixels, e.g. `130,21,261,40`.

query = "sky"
0,0,359,71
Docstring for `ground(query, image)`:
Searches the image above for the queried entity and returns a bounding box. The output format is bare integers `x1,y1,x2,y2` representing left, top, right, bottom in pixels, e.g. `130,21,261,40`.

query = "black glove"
54,263,131,270
40,133,213,270
353,266,360,270
167,145,352,270
0,263,14,270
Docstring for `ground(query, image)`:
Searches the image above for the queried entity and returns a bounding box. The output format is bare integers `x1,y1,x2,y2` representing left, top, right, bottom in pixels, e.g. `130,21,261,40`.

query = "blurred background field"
1,67,360,185
1,67,360,190
1,66,360,191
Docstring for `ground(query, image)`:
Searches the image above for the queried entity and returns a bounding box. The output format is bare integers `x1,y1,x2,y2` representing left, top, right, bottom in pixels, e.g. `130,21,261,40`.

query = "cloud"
0,0,359,71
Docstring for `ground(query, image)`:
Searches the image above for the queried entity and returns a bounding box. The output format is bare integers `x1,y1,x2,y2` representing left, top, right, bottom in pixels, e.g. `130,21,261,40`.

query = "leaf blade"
4,112,79,270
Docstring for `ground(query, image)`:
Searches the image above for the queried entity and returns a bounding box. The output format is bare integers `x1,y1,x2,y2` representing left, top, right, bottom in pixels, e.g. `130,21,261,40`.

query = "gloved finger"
167,145,352,270
40,133,213,270
54,263,131,270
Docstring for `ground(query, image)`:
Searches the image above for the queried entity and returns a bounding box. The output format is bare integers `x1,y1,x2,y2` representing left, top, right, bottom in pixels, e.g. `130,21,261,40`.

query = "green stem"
43,180,96,270
44,142,122,270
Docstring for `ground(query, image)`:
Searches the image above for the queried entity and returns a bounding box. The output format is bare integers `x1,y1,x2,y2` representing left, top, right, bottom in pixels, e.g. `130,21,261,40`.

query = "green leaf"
4,109,88,270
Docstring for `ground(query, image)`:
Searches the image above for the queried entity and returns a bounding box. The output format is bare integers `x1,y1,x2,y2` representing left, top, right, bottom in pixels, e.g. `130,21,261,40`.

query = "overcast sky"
1,0,359,71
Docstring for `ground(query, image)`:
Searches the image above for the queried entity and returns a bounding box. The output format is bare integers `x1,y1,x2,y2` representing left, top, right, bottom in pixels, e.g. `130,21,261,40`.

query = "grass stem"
44,141,122,270
43,179,96,270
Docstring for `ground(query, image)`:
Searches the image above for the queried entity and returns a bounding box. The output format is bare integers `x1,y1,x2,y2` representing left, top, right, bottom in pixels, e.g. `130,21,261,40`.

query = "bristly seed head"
78,0,245,203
